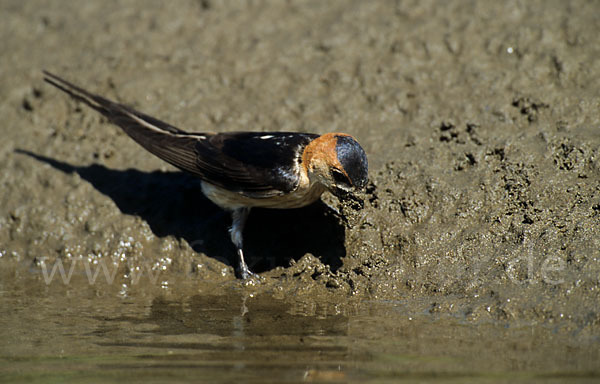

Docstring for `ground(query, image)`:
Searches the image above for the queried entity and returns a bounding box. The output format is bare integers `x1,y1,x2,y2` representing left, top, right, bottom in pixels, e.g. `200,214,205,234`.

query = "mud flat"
1,1,599,381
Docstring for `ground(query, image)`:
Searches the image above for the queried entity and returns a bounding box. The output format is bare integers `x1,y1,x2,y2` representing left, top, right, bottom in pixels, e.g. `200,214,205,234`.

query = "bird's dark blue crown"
334,135,368,188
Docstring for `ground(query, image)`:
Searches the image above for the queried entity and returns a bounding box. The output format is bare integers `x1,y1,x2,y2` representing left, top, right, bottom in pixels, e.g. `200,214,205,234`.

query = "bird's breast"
200,180,326,210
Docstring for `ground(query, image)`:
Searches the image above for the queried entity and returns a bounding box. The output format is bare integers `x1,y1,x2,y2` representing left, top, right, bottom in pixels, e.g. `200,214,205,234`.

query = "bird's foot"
238,264,262,282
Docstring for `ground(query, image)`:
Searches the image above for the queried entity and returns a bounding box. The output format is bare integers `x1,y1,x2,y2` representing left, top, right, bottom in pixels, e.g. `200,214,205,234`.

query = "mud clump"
333,122,600,330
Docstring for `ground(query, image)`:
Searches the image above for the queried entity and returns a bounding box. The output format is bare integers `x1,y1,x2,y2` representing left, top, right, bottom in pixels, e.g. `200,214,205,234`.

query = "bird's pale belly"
201,181,326,210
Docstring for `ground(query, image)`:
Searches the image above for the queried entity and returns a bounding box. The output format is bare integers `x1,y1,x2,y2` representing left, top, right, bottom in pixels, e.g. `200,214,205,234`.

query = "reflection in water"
153,293,347,337
94,290,350,381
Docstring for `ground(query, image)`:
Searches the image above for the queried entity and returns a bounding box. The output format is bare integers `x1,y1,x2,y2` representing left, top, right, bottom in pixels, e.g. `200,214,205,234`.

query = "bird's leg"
230,207,256,279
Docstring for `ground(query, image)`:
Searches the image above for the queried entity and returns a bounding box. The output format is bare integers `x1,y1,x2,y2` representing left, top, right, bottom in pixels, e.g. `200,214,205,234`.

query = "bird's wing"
43,71,318,198
196,132,318,196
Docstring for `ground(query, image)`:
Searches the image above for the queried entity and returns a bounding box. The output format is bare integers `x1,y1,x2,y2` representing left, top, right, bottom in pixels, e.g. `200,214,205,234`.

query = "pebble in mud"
84,218,100,233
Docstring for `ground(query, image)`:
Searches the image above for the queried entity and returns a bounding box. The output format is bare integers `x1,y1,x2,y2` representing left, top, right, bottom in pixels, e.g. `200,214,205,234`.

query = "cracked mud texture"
1,0,600,372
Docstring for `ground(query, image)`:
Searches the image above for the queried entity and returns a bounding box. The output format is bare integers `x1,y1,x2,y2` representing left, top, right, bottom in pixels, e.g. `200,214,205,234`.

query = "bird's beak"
332,186,365,209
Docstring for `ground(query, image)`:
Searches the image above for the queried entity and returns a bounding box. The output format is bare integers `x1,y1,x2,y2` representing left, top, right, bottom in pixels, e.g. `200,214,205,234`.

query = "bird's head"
303,133,369,203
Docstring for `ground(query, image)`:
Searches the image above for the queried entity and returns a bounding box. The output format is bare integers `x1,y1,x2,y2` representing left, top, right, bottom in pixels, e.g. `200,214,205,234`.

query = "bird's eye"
332,168,352,187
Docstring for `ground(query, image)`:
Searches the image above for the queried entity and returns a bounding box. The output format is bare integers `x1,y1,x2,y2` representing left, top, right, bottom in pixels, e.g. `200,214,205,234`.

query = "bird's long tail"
43,71,206,176
43,71,188,135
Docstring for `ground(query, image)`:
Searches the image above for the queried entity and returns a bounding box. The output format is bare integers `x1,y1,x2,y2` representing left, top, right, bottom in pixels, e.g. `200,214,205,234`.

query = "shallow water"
1,266,598,383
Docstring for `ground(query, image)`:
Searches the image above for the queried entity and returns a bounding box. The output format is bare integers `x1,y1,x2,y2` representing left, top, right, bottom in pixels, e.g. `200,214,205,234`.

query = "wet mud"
1,0,599,381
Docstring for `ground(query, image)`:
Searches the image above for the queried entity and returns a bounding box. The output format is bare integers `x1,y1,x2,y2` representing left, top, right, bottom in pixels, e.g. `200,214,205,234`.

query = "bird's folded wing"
196,132,318,196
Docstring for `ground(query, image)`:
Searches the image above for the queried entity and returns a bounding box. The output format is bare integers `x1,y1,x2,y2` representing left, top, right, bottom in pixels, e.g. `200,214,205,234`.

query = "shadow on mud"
16,149,346,273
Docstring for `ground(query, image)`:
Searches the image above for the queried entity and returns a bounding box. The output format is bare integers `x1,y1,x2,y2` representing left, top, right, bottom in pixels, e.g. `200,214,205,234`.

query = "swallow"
42,71,368,279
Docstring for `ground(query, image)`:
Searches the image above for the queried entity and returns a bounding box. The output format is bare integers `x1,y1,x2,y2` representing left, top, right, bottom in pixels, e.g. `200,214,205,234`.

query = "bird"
42,71,369,279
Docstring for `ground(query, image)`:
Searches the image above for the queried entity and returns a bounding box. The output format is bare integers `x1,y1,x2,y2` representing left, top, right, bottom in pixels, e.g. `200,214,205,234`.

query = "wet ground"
1,0,600,382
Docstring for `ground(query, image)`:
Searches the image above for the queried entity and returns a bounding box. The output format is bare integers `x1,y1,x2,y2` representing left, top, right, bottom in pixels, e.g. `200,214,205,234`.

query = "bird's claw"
239,265,262,282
